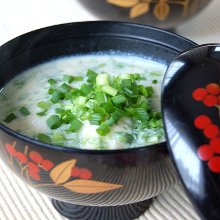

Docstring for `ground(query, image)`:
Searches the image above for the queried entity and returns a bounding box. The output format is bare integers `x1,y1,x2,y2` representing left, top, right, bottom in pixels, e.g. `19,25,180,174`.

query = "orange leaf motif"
63,179,123,194
129,3,150,18
153,3,170,21
107,0,138,8
50,159,76,185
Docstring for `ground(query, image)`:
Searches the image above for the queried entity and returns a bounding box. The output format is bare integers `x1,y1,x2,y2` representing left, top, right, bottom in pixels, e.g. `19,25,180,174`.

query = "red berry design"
27,169,41,181
3,142,58,183
208,157,220,173
193,83,220,173
71,167,81,177
5,144,16,156
194,115,211,130
197,145,214,161
210,138,220,153
206,83,220,95
16,152,28,163
29,151,43,163
203,95,218,107
218,95,220,105
27,162,40,173
79,168,92,180
41,160,54,171
203,124,219,139
192,88,207,101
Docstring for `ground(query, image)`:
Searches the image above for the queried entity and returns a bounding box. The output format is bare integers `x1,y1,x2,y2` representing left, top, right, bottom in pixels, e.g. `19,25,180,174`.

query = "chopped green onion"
125,107,135,116
48,79,56,85
94,107,107,116
37,133,51,143
87,69,98,84
135,108,149,122
36,69,161,138
122,87,133,96
111,95,127,105
19,106,30,116
47,115,62,129
80,83,93,96
156,119,163,128
99,100,113,115
65,89,79,100
96,123,110,136
63,75,74,83
74,96,87,106
51,133,65,142
121,79,132,88
74,76,83,81
135,73,142,80
85,99,99,109
102,85,117,96
63,75,83,83
89,113,102,125
96,73,109,86
96,92,107,103
129,73,142,81
50,90,64,103
37,101,49,110
69,119,83,132
4,113,17,123
62,112,75,124
148,119,157,128
146,86,154,97
59,83,72,93
138,85,148,97
137,96,149,110
48,88,55,94
117,133,133,144
150,112,162,119
55,108,65,114
80,109,90,120
152,79,158,84
147,119,163,128
106,117,115,126
111,110,123,123
36,110,47,116
120,73,130,80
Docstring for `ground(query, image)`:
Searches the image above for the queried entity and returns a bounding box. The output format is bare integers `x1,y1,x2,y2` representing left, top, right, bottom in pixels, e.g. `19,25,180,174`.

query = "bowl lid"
162,44,220,220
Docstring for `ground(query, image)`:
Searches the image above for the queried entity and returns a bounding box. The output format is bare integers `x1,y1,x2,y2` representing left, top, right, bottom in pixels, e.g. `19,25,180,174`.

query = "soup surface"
0,55,166,149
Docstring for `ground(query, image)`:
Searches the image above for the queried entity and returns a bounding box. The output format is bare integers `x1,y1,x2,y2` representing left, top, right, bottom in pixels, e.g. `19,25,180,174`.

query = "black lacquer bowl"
0,21,196,220
78,0,211,30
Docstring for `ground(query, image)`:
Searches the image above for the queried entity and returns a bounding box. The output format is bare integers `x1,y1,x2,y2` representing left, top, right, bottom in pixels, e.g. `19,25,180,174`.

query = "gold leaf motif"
63,179,123,194
50,159,76,185
107,0,138,8
129,3,150,18
153,3,170,21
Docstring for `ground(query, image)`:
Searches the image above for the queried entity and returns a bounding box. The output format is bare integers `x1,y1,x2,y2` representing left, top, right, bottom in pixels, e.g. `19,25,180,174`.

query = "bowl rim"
0,20,196,154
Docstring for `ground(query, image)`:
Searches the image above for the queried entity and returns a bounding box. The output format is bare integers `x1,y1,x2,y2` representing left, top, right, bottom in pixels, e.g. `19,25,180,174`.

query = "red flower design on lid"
193,83,220,173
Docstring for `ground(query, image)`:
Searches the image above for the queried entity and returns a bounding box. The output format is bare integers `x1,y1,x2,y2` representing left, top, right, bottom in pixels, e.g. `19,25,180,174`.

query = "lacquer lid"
162,44,220,220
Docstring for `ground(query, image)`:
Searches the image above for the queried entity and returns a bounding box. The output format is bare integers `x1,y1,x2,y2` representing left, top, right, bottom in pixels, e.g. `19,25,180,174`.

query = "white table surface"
0,0,220,46
0,1,219,220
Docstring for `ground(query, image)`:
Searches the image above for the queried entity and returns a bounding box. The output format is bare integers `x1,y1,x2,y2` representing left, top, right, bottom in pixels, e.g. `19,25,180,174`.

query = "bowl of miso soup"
0,21,196,220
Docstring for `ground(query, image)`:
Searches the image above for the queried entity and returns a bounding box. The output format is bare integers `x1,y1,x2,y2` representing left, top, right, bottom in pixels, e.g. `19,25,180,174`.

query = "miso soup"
0,55,166,150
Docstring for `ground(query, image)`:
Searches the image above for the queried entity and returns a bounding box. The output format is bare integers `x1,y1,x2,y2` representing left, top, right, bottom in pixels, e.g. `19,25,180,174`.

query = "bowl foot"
52,199,152,220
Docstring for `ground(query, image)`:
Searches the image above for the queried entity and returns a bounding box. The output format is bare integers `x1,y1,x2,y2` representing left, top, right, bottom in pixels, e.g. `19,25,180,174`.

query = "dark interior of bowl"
0,21,196,152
